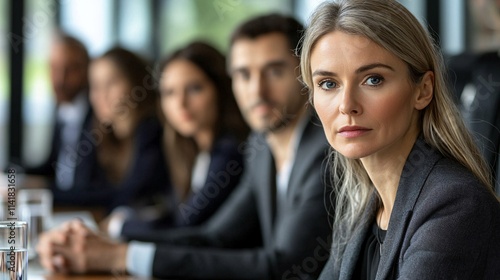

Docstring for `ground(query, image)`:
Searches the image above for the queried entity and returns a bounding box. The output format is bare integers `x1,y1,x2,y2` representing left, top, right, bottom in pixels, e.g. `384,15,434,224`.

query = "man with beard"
26,33,94,193
37,14,332,280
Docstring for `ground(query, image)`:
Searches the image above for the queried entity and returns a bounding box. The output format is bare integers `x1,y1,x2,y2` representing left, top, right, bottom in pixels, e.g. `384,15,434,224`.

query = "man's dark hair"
52,30,90,65
229,13,304,52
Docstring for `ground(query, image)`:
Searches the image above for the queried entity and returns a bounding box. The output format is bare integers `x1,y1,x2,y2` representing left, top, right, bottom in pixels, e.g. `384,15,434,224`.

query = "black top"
51,117,170,212
353,222,386,280
120,134,246,238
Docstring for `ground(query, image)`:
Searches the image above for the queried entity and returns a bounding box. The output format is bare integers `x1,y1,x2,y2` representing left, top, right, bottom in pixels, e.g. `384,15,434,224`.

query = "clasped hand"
36,219,128,274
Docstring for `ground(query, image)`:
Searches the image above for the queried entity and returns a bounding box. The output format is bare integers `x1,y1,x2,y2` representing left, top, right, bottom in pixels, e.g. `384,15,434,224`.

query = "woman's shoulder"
408,137,495,203
430,157,480,183
419,156,499,215
208,133,245,166
400,156,500,279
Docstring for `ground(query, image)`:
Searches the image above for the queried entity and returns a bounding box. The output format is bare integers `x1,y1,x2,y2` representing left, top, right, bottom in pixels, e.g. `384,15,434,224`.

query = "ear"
414,71,434,110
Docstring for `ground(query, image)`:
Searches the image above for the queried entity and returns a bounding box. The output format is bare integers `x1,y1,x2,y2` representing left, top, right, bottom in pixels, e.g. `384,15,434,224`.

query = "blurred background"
1,0,499,170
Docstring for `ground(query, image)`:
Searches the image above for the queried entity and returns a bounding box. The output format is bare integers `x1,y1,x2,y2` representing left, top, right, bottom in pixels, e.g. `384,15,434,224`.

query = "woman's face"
310,31,432,160
89,58,133,132
160,59,218,138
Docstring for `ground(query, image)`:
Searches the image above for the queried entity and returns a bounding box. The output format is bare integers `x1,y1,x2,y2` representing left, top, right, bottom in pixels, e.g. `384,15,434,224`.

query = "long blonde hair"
299,0,493,259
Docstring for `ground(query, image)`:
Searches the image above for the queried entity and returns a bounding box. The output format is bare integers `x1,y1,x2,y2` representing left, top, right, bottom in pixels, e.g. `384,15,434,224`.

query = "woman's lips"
338,126,372,138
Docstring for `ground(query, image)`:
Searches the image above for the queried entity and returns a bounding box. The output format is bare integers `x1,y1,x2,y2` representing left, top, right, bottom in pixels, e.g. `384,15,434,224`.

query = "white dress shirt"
54,92,89,190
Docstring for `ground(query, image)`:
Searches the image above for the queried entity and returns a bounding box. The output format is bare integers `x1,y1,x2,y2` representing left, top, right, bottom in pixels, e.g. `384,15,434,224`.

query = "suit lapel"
286,116,324,207
338,195,377,280
376,137,442,279
267,115,323,233
73,107,94,189
269,155,278,226
255,137,276,244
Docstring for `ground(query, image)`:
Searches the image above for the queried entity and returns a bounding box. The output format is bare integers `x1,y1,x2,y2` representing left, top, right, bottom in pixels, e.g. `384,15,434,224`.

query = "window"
118,0,153,59
159,0,293,55
16,0,301,168
398,0,426,23
294,0,324,24
441,0,466,56
22,0,56,166
59,0,114,57
0,0,9,169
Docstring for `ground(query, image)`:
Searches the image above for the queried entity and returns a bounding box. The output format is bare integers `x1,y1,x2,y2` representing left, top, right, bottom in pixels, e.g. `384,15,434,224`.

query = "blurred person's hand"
37,219,128,274
99,215,111,233
37,220,73,273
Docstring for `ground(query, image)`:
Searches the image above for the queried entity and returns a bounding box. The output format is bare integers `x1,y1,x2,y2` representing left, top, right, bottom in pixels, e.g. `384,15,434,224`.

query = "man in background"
26,32,95,193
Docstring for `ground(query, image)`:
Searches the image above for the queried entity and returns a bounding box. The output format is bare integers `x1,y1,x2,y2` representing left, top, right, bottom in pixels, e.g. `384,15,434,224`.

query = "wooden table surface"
29,261,151,280
42,274,147,280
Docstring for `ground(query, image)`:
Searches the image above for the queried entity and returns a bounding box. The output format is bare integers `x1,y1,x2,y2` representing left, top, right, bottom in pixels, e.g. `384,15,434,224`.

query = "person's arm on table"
37,220,128,274
37,169,260,278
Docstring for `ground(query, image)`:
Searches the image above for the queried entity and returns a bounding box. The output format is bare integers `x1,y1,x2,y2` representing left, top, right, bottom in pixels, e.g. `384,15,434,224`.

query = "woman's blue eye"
319,80,336,90
365,76,383,86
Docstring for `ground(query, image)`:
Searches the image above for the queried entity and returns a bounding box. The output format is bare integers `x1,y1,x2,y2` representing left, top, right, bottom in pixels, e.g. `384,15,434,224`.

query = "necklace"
376,209,384,255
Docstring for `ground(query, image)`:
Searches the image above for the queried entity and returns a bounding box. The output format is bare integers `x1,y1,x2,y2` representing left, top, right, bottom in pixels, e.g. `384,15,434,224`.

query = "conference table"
10,175,154,279
29,262,150,279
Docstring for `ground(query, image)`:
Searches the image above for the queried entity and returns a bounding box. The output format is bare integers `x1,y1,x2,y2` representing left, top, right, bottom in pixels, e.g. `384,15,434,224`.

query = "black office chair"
458,51,500,196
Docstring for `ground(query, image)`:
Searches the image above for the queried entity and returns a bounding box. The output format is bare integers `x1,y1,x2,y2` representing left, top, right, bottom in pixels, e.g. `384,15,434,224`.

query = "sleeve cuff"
126,241,156,277
107,207,133,239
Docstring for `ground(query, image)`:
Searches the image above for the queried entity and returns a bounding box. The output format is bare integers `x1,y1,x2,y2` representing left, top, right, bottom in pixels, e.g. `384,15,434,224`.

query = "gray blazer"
320,137,500,280
129,115,332,279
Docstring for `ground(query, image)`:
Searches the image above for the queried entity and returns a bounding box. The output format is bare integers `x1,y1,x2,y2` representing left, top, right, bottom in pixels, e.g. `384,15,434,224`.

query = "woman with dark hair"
55,47,169,212
114,42,249,238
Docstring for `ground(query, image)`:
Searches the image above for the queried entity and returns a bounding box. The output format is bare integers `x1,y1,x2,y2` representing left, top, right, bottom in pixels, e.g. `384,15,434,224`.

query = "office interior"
1,0,499,192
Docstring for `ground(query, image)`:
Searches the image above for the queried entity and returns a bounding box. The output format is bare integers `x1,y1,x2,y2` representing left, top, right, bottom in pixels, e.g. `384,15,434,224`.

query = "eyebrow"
312,63,395,77
231,59,288,75
263,60,288,69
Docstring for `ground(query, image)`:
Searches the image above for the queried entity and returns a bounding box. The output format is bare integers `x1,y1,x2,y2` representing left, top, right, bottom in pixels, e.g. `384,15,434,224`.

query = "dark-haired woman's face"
89,58,135,136
160,59,218,139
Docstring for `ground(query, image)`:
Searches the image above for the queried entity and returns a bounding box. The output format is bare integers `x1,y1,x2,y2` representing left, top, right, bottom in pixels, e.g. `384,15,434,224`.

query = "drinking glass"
0,221,28,280
18,189,52,261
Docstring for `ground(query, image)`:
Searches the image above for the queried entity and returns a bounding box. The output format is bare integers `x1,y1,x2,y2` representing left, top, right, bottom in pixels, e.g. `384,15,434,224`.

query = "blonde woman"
300,0,500,279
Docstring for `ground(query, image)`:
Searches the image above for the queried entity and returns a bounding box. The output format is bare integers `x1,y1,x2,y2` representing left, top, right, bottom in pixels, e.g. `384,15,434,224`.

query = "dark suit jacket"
319,137,500,280
25,98,94,179
53,117,170,211
120,134,244,236
24,97,109,202
466,52,500,196
128,116,332,279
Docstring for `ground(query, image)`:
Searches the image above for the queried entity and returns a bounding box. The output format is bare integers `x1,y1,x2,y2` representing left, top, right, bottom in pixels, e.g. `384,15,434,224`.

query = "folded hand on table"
36,219,128,274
